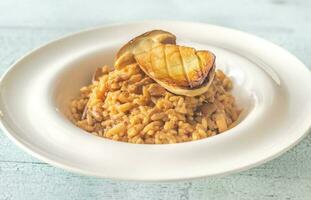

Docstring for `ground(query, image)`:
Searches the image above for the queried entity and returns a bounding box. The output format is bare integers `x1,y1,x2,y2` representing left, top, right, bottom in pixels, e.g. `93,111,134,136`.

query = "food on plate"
135,43,215,96
69,30,241,144
114,30,176,69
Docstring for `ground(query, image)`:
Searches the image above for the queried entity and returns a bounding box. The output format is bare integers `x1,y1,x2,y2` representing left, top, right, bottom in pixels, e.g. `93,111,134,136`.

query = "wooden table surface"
0,0,311,199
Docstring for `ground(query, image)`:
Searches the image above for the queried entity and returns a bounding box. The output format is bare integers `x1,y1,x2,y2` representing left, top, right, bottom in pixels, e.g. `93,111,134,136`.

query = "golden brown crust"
114,30,176,69
134,44,216,96
114,29,216,96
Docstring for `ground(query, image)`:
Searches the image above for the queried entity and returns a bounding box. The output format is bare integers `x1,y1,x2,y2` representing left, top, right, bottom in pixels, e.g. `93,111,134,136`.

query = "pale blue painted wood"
0,0,310,199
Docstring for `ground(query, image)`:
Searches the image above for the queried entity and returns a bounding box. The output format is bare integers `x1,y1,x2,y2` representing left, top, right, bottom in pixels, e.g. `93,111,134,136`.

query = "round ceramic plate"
0,21,310,181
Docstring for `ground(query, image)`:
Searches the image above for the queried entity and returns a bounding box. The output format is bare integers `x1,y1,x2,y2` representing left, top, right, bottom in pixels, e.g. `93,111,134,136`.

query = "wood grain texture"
0,0,310,199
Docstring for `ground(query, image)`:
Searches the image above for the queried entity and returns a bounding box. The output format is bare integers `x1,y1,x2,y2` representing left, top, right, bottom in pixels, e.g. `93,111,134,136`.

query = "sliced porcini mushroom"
92,67,103,83
134,44,216,97
114,30,176,69
82,67,104,120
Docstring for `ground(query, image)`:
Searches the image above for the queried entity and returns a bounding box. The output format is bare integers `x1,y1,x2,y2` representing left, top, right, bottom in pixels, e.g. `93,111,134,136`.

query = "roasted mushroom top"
114,30,216,97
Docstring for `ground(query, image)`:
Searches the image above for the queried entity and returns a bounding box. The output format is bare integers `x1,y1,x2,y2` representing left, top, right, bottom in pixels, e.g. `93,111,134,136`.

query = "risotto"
69,64,241,144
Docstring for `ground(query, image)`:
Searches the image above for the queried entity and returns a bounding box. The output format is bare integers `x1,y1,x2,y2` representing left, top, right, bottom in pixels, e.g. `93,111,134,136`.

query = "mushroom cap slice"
114,30,176,69
134,44,216,97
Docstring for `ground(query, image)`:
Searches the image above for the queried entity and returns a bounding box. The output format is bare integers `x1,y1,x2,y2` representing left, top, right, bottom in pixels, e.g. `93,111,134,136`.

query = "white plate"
0,21,310,181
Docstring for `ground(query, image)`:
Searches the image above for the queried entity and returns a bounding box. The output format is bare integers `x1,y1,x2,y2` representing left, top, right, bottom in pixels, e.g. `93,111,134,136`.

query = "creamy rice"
69,64,241,144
